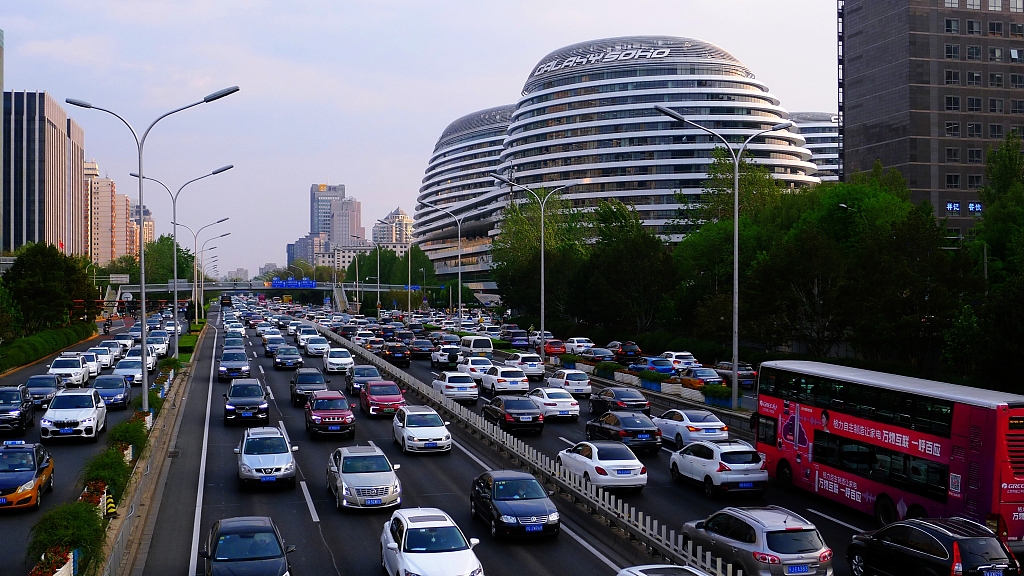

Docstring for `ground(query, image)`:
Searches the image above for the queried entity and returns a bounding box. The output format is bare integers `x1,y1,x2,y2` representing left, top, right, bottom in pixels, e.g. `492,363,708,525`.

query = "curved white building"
791,112,840,182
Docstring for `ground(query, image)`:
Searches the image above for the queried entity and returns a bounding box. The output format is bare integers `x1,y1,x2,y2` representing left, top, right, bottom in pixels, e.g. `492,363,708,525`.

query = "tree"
142,235,195,284
4,243,95,331
0,278,23,343
974,132,1024,283
103,255,140,284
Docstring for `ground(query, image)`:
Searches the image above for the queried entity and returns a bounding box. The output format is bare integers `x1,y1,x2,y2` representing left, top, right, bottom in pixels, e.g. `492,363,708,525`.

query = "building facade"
86,161,130,265
791,112,841,182
66,118,85,255
291,232,328,265
329,197,364,246
127,202,154,257
372,207,414,243
314,244,374,271
225,268,249,280
841,0,1024,233
310,183,345,235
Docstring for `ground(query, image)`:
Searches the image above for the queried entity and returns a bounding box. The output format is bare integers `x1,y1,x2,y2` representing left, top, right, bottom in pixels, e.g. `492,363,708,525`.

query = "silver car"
112,359,144,387
234,427,298,489
304,336,330,357
326,445,402,509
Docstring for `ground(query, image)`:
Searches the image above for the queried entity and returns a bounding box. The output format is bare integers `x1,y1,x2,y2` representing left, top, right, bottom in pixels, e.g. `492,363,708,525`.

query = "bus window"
758,367,777,396
758,415,778,446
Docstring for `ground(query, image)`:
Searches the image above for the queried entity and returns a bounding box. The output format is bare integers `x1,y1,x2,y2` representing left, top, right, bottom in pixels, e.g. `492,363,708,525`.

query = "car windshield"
0,451,35,471
341,455,391,473
566,373,588,381
369,384,401,396
499,370,525,379
595,444,636,461
493,478,547,501
683,411,720,423
765,529,825,554
229,384,263,398
387,346,409,353
312,398,348,410
267,337,285,344
308,337,327,345
616,390,646,400
693,369,719,378
243,437,288,455
93,377,125,390
222,353,247,362
0,390,22,405
520,355,541,363
403,526,469,553
88,348,109,356
411,340,432,347
721,451,761,465
407,413,444,427
26,376,57,389
504,399,535,410
81,354,97,362
295,374,325,385
354,367,381,378
589,348,612,355
49,394,94,409
146,337,162,344
620,416,654,428
213,530,283,561
117,360,142,370
51,359,79,369
509,331,527,338
328,350,350,358
278,347,299,355
545,390,573,399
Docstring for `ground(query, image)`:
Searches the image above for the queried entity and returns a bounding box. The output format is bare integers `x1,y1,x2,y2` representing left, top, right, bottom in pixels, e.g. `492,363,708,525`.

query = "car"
351,330,375,346
79,352,101,378
0,385,35,434
296,327,319,347
46,355,88,387
479,366,529,395
391,405,452,454
545,369,592,396
89,375,132,410
615,566,712,576
224,329,244,340
581,347,616,363
286,321,302,335
304,390,355,439
430,345,461,369
504,352,545,380
482,395,544,433
112,359,144,387
322,347,354,373
677,367,725,389
381,343,411,367
529,330,554,346
113,333,135,350
526,387,579,420
628,357,675,374
268,341,302,367
100,339,127,360
661,351,701,371
365,338,387,355
234,427,298,489
457,357,493,382
426,331,446,345
303,336,330,357
260,328,282,345
218,350,252,381
607,341,642,364
669,439,767,497
125,345,158,373
145,336,168,358
263,335,287,357
395,330,415,344
556,440,647,490
255,322,274,335
506,330,530,350
24,375,61,410
847,517,1018,576
0,440,54,510
39,388,107,443
653,409,729,447
346,365,382,395
682,507,833,576
470,470,560,539
289,368,328,407
127,325,143,342
543,340,567,356
431,372,480,404
408,339,434,360
327,445,402,509
380,508,482,576
712,361,758,388
585,411,662,454
589,387,651,416
223,379,270,425
564,337,594,354
87,346,114,369
199,516,295,576
359,380,406,417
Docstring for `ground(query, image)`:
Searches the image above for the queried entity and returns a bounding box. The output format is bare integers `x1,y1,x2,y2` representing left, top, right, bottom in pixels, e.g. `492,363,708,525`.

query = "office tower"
86,161,129,265
372,207,414,244
66,118,86,255
792,113,841,182
226,268,248,280
329,196,364,246
259,262,279,276
310,183,345,235
292,232,329,265
1,30,4,227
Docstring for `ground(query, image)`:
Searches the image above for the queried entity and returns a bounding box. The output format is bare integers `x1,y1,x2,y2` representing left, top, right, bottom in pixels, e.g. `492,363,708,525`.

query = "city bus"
753,360,1024,544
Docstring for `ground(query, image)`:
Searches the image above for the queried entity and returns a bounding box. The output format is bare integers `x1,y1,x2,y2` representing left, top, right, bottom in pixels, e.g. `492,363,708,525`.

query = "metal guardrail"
99,458,151,576
314,325,746,574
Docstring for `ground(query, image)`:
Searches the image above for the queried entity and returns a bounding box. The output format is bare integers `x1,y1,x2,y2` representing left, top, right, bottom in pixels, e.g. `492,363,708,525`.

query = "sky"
0,0,838,277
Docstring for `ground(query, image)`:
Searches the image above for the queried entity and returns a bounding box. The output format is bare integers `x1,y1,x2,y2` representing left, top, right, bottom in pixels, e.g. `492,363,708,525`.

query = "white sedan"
80,353,101,377
87,347,114,369
652,409,728,447
456,357,493,382
323,347,354,373
479,366,529,395
527,387,580,420
430,372,479,403
504,353,545,380
556,440,647,490
381,508,482,576
564,337,594,354
545,369,592,396
661,351,701,371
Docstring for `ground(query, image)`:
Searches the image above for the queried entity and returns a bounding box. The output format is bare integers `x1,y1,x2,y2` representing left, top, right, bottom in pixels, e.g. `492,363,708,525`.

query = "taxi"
0,440,53,510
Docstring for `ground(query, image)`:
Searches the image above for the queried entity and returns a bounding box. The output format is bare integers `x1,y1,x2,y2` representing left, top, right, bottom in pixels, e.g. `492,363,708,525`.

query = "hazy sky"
1,0,838,276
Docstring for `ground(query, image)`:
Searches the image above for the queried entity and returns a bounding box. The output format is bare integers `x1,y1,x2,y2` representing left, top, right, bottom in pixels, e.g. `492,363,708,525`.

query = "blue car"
628,357,675,374
508,330,530,350
90,375,133,410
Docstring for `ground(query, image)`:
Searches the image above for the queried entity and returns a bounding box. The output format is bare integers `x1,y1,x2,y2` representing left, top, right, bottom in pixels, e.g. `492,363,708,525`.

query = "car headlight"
312,416,322,423
283,461,295,472
240,464,252,473
219,366,227,372
15,479,36,494
225,403,235,410
81,417,94,424
113,394,124,400
404,571,425,576
407,435,419,443
40,418,52,426
242,366,250,372
7,409,20,417
468,566,483,576
392,478,401,493
444,434,451,441
548,511,560,523
499,515,516,524
342,483,352,496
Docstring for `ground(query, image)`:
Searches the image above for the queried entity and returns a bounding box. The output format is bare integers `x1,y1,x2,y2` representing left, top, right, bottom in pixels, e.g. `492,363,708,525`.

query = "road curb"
0,325,105,379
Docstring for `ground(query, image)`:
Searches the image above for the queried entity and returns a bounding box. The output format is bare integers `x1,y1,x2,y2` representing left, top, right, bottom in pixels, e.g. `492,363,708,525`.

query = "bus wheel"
875,495,897,526
906,505,927,520
775,460,793,489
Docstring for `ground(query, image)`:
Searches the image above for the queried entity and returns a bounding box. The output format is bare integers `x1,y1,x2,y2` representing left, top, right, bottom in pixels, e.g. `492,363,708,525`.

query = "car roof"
692,440,753,452
295,367,322,374
229,379,261,386
724,506,814,530
56,388,94,396
905,517,997,538
310,390,345,399
395,507,453,527
245,427,284,438
340,445,384,456
487,470,537,481
401,405,437,414
217,516,276,532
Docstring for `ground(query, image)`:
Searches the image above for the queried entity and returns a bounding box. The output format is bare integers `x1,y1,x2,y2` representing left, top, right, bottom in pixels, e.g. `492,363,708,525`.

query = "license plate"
383,408,395,413
0,498,6,504
787,566,809,574
739,482,754,489
983,571,1002,576
519,416,532,421
394,354,403,357
704,428,717,433
559,411,569,415
365,498,382,506
637,434,650,439
425,442,437,448
525,525,543,532
328,425,340,431
527,364,536,368
59,428,73,434
457,387,468,391
241,412,253,417
616,469,632,475
260,476,276,482
104,399,112,404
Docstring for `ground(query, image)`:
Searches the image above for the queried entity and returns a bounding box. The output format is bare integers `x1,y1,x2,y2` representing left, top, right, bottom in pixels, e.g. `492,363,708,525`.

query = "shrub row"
177,334,198,355
0,323,97,373
26,504,103,573
132,389,164,416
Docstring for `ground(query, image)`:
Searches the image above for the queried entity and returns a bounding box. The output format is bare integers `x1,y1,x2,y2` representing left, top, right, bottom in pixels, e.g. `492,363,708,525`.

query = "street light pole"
67,85,239,412
418,200,464,323
172,219,229,325
655,104,793,410
199,233,229,318
200,252,219,311
490,173,574,364
133,166,233,358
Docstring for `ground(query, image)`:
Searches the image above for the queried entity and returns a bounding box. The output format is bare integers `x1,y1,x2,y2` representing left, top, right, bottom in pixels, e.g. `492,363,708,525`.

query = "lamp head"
216,217,229,224
65,98,93,109
490,172,513,186
129,172,141,178
218,232,231,239
212,165,234,175
204,86,240,103
654,105,687,124
771,121,795,131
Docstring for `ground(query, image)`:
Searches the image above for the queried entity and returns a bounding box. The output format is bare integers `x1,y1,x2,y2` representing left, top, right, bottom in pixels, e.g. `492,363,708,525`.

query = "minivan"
460,336,493,359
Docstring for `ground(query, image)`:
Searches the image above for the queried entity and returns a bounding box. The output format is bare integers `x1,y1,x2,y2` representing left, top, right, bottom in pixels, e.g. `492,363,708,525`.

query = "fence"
98,458,151,576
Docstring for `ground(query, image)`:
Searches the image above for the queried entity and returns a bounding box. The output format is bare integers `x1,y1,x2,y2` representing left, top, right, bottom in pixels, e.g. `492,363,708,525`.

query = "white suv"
47,355,88,387
323,347,354,373
381,508,482,576
391,405,452,453
234,427,299,489
40,388,107,442
669,440,768,497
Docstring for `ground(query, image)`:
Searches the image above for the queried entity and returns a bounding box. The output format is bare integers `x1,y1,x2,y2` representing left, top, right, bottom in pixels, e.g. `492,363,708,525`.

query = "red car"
359,380,406,417
543,340,567,355
304,390,355,439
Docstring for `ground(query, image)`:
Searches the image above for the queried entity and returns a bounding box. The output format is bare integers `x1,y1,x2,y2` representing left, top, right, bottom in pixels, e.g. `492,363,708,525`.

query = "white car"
504,353,545,380
47,355,88,387
556,440,647,490
527,387,580,420
564,337,594,354
381,508,482,576
430,371,479,404
323,347,354,373
88,347,114,369
479,366,529,395
304,336,331,357
391,405,452,453
100,340,127,360
456,357,493,382
546,369,592,396
529,330,554,346
652,409,728,448
145,337,168,357
430,345,462,369
352,330,375,346
669,440,768,497
39,388,108,443
125,345,158,372
112,359,144,386
80,352,101,377
286,321,302,335
661,351,701,371
296,328,319,347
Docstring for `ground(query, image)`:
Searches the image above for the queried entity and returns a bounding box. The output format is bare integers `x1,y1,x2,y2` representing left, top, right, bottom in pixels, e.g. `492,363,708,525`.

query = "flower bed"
27,546,73,576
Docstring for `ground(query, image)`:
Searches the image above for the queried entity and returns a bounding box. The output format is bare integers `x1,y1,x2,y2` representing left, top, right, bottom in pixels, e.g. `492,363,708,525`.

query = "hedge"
0,322,97,373
26,502,104,571
132,390,164,416
81,448,131,503
176,334,198,354
108,418,148,454
637,370,670,383
701,385,733,400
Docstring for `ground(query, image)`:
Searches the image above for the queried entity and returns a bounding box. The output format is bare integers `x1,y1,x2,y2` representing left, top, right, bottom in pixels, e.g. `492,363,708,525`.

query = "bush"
82,448,130,502
108,419,148,453
176,334,198,354
0,323,97,373
559,353,582,364
701,385,732,400
27,502,104,570
132,390,164,416
638,370,670,383
158,357,183,372
595,361,622,373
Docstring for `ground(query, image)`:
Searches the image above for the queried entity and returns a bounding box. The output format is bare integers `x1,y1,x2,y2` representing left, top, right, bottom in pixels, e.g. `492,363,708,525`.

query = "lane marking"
278,420,291,444
258,365,265,374
562,525,622,573
187,315,219,576
266,386,274,400
558,436,575,446
805,508,865,532
452,439,491,471
300,481,320,522
252,351,258,359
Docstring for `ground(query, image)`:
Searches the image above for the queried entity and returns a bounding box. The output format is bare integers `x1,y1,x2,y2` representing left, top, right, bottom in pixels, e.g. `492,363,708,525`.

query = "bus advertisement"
753,360,1024,545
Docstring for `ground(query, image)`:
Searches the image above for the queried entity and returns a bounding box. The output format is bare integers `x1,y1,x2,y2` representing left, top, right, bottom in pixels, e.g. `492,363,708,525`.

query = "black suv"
381,343,411,367
847,517,1019,576
0,385,35,434
607,340,642,364
289,368,329,407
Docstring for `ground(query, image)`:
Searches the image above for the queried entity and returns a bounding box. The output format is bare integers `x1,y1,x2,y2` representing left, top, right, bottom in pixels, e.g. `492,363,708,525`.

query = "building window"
991,0,1003,9
1013,124,1024,134
1013,73,1024,87
969,174,984,188
968,45,982,59
968,148,984,162
947,148,962,163
1012,100,1024,113
1013,22,1024,34
991,46,1005,60
968,0,981,7
946,70,962,85
948,122,962,137
991,21,1005,35
968,19,983,34
991,98,1005,113
968,122,984,137
946,18,961,33
1012,0,1024,12
992,124,1006,138
947,44,962,59
969,96,983,111
947,176,962,190
948,96,962,111
991,72,1005,86
968,71,983,85
1013,48,1024,61
947,0,960,6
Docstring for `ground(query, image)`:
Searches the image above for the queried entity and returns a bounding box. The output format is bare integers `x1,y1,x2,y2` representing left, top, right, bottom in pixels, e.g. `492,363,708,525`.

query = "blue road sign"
411,285,421,291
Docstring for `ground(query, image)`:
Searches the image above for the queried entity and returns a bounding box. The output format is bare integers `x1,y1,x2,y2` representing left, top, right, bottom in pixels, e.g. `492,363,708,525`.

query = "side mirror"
444,421,451,426
233,448,240,454
695,521,705,530
387,543,399,551
548,490,555,496
392,463,401,471
480,492,490,500
198,550,210,559
222,394,228,399
291,445,299,452
285,545,296,554
469,538,480,548
326,379,331,383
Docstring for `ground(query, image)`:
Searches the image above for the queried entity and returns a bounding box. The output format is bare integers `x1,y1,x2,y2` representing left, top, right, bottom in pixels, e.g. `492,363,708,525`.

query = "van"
460,336,493,359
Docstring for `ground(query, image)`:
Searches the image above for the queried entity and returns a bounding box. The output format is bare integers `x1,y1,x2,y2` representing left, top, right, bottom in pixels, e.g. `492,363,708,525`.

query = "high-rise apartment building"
2,91,86,253
310,183,345,235
1,31,5,218
372,207,413,244
291,232,329,265
127,203,154,257
86,161,130,265
329,197,364,246
841,0,1022,233
792,113,841,182
225,268,249,280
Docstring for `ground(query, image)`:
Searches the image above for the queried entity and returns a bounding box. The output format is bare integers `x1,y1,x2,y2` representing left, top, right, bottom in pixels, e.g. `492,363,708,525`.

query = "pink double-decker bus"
754,360,1024,546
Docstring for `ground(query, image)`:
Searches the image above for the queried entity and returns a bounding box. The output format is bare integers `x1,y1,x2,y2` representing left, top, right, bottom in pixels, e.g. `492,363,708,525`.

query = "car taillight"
619,430,629,437
655,429,662,436
752,551,780,564
697,379,705,385
616,401,627,407
505,414,514,422
640,466,647,474
717,462,732,472
497,379,506,383
819,548,832,562
445,385,455,389
752,371,758,377
570,402,579,406
951,541,962,575
721,425,729,431
544,402,557,406
760,460,767,470
537,414,544,421
595,466,608,476
686,426,700,432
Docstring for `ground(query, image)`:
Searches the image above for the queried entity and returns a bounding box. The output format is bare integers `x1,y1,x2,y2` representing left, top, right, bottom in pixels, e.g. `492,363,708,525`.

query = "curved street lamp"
174,220,230,323
417,200,465,321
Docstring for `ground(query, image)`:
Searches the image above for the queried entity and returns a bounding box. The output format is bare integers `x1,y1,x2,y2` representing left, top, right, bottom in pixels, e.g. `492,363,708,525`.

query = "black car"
223,379,269,425
289,368,329,407
588,387,651,416
847,517,1019,576
426,331,446,345
606,341,642,364
339,325,359,339
407,323,425,335
395,330,415,344
0,385,35,434
580,347,615,363
408,339,434,359
24,375,61,410
481,395,544,434
470,470,559,539
273,346,303,370
585,411,662,455
346,365,381,395
381,343,411,368
200,516,295,576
